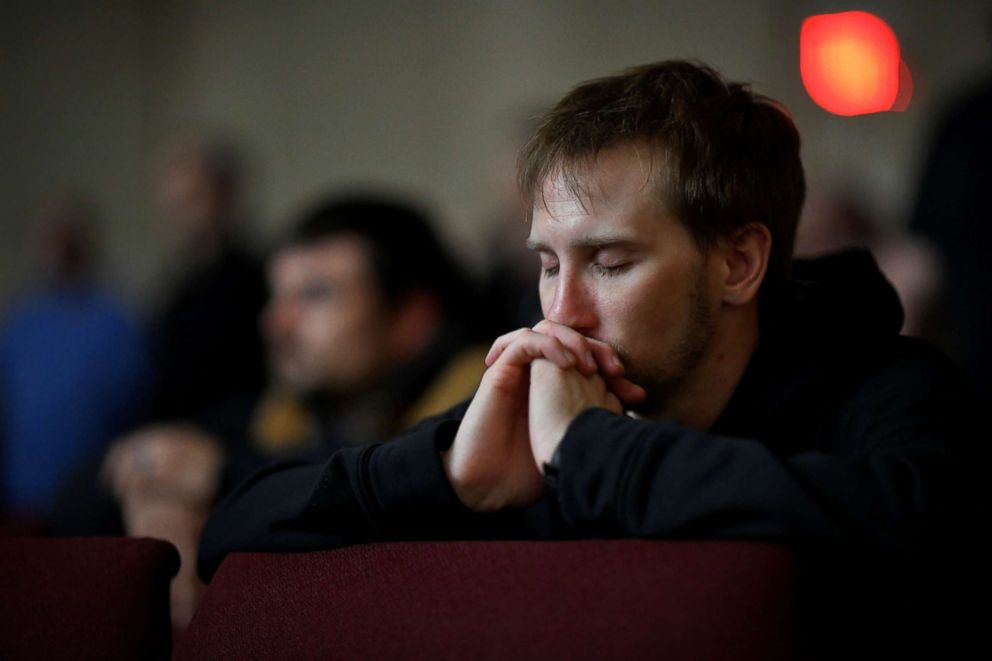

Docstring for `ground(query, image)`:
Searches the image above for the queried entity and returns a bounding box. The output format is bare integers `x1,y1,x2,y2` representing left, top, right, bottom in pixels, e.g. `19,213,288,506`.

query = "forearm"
197,407,473,581
553,408,961,554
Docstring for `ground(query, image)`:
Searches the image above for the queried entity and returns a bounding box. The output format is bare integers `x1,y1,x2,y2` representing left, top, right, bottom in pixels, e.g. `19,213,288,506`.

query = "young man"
200,62,980,657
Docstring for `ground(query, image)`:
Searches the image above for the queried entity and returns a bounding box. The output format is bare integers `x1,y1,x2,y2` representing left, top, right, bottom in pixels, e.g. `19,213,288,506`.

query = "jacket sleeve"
554,343,978,555
198,402,477,581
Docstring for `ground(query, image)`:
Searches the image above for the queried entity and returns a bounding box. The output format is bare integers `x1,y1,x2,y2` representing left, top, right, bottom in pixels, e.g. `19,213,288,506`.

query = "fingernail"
585,351,595,369
612,355,624,370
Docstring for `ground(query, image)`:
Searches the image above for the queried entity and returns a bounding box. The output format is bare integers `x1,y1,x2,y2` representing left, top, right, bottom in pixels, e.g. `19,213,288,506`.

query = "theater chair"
176,540,798,660
0,536,179,660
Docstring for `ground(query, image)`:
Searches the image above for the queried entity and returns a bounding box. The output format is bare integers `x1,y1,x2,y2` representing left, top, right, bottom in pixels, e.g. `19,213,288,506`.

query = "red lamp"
800,11,907,116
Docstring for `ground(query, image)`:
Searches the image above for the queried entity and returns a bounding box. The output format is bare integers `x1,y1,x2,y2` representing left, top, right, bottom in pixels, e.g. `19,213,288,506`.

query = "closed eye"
538,252,559,278
592,262,630,277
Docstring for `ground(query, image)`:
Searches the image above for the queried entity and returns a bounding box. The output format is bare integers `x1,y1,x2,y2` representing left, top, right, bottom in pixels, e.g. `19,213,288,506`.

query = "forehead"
528,144,680,247
269,235,371,284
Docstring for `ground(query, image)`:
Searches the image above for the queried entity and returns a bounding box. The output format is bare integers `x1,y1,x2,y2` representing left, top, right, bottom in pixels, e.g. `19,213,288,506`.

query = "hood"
769,248,904,344
712,248,904,447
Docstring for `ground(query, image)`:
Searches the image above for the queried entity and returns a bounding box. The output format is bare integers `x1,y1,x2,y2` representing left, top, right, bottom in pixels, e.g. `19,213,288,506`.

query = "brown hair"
518,59,805,300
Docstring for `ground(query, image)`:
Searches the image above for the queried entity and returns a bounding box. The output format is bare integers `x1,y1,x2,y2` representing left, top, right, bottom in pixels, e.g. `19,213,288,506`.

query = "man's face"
262,236,392,399
527,144,724,413
159,159,224,242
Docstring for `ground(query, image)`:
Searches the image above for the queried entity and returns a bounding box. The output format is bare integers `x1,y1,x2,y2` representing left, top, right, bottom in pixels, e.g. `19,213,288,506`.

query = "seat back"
0,536,179,661
177,540,798,660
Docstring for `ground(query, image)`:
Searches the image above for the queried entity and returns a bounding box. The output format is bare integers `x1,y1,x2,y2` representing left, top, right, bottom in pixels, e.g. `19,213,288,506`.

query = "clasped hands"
442,320,646,511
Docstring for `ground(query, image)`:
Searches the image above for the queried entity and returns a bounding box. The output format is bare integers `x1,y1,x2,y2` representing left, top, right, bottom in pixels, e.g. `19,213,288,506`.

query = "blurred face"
528,144,724,412
158,157,226,244
263,236,392,398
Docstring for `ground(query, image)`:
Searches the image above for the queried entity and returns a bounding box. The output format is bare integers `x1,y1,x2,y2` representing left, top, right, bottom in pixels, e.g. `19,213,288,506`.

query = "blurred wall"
2,0,989,304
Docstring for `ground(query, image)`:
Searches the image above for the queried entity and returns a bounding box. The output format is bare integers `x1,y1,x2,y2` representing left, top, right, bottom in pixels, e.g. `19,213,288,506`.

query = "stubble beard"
618,265,716,417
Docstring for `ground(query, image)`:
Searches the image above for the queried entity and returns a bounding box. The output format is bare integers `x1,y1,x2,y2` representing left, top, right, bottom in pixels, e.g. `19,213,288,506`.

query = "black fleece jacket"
199,250,984,657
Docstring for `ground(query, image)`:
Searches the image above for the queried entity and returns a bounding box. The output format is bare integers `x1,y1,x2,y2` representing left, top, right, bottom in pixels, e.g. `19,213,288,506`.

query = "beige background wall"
2,0,989,307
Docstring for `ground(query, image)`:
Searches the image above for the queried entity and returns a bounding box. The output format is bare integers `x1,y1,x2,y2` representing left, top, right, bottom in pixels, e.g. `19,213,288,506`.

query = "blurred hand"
103,424,224,631
102,424,224,506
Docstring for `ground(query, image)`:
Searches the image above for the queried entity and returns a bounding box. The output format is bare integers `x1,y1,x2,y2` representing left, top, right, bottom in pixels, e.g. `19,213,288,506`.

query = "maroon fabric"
177,540,798,660
0,514,45,537
0,536,179,661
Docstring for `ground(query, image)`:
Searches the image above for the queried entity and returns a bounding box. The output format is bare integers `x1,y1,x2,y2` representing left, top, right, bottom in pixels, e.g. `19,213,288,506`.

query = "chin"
622,363,678,414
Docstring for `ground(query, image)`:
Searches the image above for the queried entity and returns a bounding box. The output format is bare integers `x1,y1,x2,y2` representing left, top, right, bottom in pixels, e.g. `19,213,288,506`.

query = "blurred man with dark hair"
201,62,979,658
104,194,486,627
259,196,483,448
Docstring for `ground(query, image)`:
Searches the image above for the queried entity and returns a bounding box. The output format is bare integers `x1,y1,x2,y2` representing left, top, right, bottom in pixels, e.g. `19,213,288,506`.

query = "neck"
308,387,394,446
185,226,229,267
653,304,760,431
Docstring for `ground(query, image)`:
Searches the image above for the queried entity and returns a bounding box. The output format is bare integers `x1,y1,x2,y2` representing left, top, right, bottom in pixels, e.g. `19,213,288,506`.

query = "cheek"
300,306,352,355
319,304,385,363
538,279,554,318
597,293,645,349
599,271,687,349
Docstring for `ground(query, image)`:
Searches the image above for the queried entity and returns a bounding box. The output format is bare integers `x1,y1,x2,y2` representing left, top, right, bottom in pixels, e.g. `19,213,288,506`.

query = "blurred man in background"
910,58,992,409
104,195,487,627
0,190,149,525
148,133,268,423
49,132,268,538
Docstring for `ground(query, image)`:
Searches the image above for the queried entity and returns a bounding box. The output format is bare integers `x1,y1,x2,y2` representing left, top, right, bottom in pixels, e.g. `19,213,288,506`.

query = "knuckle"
534,319,568,341
507,329,536,351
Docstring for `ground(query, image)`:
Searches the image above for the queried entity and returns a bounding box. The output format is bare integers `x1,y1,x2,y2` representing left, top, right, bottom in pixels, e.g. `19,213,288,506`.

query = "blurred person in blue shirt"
0,190,151,522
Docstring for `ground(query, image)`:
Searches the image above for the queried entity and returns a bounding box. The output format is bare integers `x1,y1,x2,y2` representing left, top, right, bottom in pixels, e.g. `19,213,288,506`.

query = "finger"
485,327,531,366
586,340,627,377
604,375,648,404
605,391,624,415
532,320,599,374
532,320,626,377
496,330,578,370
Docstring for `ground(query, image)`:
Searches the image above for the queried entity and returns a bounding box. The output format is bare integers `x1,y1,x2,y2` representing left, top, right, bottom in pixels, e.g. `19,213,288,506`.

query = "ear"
719,223,771,307
387,291,442,361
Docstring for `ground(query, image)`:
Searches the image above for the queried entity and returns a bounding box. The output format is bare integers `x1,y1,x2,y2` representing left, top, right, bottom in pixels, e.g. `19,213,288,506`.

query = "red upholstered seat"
0,536,179,661
0,513,46,537
177,540,798,660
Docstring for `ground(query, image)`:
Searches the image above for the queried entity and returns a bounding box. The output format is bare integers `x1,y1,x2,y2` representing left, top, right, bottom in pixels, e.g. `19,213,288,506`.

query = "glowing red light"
800,11,903,116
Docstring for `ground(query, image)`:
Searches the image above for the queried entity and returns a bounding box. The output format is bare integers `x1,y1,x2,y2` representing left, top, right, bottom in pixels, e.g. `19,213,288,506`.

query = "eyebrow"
525,235,643,253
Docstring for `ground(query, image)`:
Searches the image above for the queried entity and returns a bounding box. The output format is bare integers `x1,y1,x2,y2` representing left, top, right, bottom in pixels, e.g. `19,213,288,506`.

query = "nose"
544,270,597,331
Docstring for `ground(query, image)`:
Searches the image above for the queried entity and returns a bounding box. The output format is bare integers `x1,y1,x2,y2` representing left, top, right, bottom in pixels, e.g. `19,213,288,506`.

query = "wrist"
440,447,486,512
